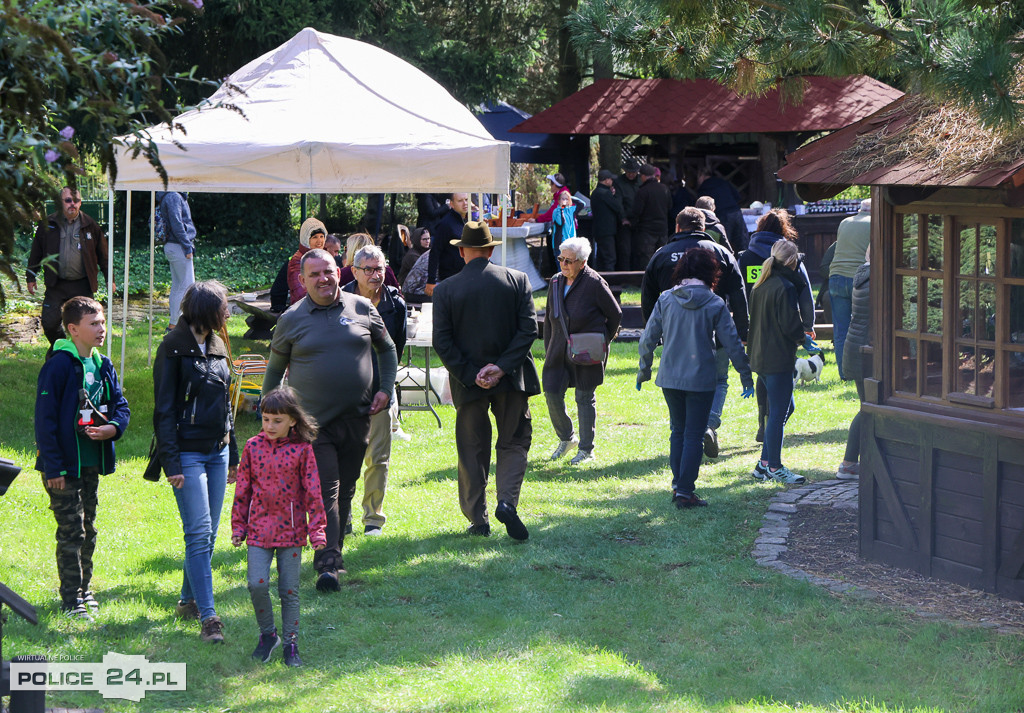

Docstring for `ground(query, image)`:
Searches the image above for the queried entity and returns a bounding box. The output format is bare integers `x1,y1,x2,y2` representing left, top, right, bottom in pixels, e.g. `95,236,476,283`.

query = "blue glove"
741,386,755,399
803,334,821,354
635,376,643,392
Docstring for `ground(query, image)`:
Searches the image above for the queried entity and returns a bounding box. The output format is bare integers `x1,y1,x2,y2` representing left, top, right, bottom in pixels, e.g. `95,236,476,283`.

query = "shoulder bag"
552,274,607,366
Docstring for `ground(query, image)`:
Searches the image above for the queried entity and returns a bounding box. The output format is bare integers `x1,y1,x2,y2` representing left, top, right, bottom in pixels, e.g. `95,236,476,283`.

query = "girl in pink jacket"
231,387,326,667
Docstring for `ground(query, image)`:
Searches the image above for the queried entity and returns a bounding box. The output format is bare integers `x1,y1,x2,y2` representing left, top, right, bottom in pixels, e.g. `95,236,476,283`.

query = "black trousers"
42,278,93,345
454,391,532,527
615,225,633,271
312,413,371,574
594,233,617,272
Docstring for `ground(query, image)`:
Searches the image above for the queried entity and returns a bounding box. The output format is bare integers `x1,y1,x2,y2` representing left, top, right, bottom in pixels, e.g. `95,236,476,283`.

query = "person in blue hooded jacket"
35,296,130,620
637,248,753,509
156,191,197,329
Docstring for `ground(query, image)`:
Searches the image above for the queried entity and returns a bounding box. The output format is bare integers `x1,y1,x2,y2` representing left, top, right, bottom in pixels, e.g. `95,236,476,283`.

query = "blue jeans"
758,372,794,468
173,447,229,622
707,347,730,430
662,388,715,495
829,275,854,380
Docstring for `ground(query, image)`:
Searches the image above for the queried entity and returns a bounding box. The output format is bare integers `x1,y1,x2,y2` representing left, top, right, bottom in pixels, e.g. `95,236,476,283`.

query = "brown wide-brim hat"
451,220,501,248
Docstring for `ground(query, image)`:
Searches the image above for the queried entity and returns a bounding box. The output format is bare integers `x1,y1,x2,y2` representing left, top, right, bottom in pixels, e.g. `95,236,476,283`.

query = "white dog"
793,353,824,386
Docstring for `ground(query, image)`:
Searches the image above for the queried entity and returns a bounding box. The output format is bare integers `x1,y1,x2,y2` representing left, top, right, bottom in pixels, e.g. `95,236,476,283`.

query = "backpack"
154,194,171,243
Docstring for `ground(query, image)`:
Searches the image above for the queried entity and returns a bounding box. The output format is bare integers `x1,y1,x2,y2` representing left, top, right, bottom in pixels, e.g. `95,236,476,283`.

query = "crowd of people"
28,182,868,669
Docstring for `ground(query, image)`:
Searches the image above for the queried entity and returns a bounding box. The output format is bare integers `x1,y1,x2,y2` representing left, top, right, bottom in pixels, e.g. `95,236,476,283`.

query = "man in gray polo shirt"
263,248,397,592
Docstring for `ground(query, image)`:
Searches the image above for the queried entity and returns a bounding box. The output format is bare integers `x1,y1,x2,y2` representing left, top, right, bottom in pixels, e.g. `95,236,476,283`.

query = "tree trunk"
557,0,582,180
593,42,620,174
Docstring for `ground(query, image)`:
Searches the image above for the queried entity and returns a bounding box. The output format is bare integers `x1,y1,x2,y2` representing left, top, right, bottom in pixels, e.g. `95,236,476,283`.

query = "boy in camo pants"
35,296,130,620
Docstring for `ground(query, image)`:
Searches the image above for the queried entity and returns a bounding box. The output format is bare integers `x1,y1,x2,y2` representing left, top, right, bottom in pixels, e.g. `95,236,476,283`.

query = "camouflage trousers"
46,468,100,608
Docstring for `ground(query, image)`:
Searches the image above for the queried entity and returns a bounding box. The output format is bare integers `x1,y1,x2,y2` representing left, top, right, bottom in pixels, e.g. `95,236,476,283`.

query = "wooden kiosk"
779,95,1024,601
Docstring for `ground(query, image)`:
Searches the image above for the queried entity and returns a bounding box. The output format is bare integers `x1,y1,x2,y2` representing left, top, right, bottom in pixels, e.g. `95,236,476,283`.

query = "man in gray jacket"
264,249,397,590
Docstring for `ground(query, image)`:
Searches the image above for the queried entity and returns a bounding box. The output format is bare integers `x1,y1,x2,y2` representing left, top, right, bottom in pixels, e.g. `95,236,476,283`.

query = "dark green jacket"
748,262,806,374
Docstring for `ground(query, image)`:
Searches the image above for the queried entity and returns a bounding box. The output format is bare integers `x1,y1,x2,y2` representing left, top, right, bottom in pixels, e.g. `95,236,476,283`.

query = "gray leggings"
247,545,302,643
545,388,597,452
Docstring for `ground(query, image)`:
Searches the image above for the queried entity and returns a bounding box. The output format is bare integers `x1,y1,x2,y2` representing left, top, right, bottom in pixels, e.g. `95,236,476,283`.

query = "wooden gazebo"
779,95,1024,601
513,75,902,274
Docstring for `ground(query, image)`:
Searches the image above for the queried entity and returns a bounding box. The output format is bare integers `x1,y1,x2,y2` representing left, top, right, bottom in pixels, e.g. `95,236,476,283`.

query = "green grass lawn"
0,314,1021,713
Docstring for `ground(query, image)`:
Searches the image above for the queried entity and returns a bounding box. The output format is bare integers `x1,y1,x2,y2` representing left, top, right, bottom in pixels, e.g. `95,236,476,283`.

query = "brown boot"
200,615,224,643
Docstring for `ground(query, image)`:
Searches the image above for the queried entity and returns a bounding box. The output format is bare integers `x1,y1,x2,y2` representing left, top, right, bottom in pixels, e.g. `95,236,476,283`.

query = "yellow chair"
230,354,267,419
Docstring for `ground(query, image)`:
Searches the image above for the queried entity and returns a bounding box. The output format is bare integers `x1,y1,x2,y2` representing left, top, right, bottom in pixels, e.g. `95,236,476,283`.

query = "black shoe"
702,428,719,458
466,523,491,536
495,500,529,541
364,525,382,536
283,642,303,667
344,523,353,535
673,491,708,508
251,630,281,663
316,570,340,593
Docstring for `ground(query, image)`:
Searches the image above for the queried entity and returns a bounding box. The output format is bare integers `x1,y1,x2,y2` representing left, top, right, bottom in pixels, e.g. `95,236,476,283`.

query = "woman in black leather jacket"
153,280,238,644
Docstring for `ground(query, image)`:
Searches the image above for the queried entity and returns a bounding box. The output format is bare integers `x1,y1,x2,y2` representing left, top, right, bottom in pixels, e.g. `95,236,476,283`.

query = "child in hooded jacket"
231,386,326,667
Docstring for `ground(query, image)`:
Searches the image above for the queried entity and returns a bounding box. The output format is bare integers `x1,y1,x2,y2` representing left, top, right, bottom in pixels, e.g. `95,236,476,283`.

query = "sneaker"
364,525,383,536
80,590,99,614
62,600,94,622
391,427,412,442
550,437,578,460
751,461,770,481
702,428,719,458
768,465,806,485
283,642,303,667
672,491,708,508
466,523,491,536
200,615,225,643
569,450,594,465
836,462,859,480
175,599,200,621
251,630,281,663
316,570,340,593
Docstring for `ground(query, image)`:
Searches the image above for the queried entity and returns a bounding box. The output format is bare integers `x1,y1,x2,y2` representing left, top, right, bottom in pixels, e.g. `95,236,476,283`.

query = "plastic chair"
230,354,267,418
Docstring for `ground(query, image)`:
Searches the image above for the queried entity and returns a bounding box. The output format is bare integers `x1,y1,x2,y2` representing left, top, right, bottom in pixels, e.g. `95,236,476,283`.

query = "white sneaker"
569,450,595,465
392,427,412,442
836,462,859,480
550,437,578,460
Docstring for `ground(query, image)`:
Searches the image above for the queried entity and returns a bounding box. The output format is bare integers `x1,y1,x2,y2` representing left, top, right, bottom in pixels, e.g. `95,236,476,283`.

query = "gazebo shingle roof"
511,75,902,136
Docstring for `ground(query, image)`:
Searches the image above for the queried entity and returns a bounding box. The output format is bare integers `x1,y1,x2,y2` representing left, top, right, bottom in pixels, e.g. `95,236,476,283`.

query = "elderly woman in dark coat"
543,237,622,465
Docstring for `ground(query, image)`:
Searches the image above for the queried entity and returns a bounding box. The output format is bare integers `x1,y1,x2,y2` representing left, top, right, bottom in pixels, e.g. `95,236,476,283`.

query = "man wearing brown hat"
629,163,672,269
432,221,540,541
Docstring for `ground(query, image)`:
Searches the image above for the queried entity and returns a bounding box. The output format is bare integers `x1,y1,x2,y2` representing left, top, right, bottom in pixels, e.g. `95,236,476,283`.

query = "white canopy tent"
107,27,511,370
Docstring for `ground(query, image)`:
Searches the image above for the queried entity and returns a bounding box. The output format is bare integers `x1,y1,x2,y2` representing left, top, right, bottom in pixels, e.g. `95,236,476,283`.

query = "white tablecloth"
490,222,547,292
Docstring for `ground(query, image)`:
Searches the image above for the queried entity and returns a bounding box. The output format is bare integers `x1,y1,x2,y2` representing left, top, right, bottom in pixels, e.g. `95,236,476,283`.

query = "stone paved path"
752,478,867,596
753,477,1024,634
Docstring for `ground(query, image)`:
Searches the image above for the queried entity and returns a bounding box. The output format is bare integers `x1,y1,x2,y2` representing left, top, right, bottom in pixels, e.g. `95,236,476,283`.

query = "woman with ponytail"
746,240,808,485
